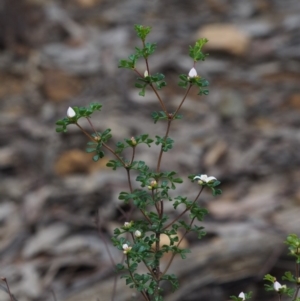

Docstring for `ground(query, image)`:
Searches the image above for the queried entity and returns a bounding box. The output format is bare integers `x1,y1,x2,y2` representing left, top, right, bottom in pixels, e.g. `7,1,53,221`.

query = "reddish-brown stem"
76,122,127,168
130,146,136,165
163,186,204,230
126,255,150,301
1,277,14,301
159,200,163,219
126,169,133,193
149,82,168,114
102,143,127,168
156,120,172,173
86,117,99,137
76,122,96,142
173,84,192,118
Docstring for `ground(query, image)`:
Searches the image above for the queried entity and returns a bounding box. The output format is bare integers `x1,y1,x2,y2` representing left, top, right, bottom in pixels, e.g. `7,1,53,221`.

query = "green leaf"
189,38,209,62
93,154,99,162
134,24,152,41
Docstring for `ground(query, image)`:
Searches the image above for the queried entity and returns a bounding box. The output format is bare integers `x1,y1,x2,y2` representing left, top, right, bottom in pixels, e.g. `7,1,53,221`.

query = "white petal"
274,281,282,291
193,176,201,180
199,174,208,181
144,70,149,77
238,292,245,300
188,67,197,78
67,107,76,118
122,244,129,250
135,230,141,237
206,176,217,182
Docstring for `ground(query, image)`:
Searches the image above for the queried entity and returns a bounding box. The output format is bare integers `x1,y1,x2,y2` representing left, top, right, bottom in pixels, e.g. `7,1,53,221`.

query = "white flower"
273,281,282,291
123,221,133,229
135,230,142,238
188,67,197,78
194,174,217,184
238,292,245,300
122,244,132,254
67,107,76,118
144,70,149,77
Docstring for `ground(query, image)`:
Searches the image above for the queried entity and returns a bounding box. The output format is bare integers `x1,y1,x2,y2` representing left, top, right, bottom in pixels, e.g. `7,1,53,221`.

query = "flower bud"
238,292,245,300
144,70,149,77
134,230,142,238
67,107,76,118
122,244,132,254
130,137,137,146
188,67,197,78
148,180,158,190
274,281,282,291
123,221,133,229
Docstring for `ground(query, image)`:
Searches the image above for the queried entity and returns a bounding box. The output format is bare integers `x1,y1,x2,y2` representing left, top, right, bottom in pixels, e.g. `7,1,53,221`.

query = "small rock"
196,24,250,56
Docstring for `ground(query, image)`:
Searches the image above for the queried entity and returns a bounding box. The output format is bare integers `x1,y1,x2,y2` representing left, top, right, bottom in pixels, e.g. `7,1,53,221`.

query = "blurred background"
1,0,300,300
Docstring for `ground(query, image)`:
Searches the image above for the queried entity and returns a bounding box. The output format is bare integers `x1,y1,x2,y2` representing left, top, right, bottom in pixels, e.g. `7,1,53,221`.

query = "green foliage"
115,134,154,154
55,103,102,133
189,38,209,62
285,234,300,263
230,292,252,301
119,54,140,69
151,111,168,123
134,24,152,42
135,43,157,59
135,72,166,96
56,24,222,301
155,136,174,152
178,73,209,95
85,129,112,162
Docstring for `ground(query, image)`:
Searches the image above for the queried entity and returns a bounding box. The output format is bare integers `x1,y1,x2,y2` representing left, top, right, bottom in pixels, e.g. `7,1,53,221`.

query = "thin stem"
154,231,161,296
293,263,300,300
159,200,163,219
126,255,150,301
161,216,196,278
173,84,192,118
102,143,127,168
130,146,136,165
134,68,168,115
163,186,204,230
76,122,127,168
76,122,96,142
141,41,166,115
86,117,99,137
156,120,172,173
149,82,168,114
1,277,14,301
126,169,133,193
